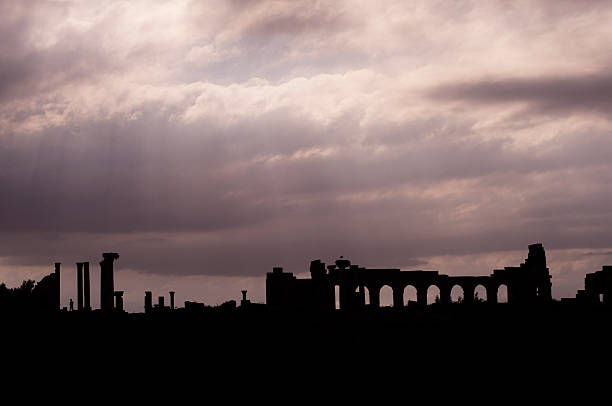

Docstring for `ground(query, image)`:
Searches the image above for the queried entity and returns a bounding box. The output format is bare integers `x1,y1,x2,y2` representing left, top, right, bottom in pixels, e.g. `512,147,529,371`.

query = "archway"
380,285,394,307
354,285,370,306
427,285,441,305
404,285,417,306
497,284,508,303
474,285,487,303
451,285,464,303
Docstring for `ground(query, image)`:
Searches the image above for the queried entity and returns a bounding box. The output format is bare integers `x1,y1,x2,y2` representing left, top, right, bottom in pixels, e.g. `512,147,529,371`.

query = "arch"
497,284,508,303
379,285,394,307
354,285,370,306
474,284,487,303
427,285,441,305
451,285,464,303
403,285,417,306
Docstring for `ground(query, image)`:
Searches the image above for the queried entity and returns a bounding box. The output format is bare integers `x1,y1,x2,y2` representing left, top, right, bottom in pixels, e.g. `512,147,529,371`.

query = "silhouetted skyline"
2,244,610,315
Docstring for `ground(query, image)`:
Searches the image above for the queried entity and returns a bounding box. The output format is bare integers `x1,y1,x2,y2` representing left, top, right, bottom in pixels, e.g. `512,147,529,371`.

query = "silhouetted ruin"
267,243,552,311
576,266,612,304
1,243,611,318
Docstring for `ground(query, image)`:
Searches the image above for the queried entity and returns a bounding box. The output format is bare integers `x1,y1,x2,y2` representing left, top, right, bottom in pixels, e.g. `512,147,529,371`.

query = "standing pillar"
392,286,404,308
417,286,428,306
100,252,119,311
144,291,152,313
158,296,165,309
83,262,90,311
76,262,83,311
170,291,175,310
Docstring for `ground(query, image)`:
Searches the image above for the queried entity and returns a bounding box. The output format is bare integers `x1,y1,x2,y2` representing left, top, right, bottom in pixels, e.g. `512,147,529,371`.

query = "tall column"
76,262,83,311
144,291,152,313
100,252,119,311
83,262,91,311
170,291,175,310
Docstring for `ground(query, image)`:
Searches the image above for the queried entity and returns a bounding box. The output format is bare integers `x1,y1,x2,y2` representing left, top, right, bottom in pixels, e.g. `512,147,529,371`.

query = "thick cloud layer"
2,0,612,309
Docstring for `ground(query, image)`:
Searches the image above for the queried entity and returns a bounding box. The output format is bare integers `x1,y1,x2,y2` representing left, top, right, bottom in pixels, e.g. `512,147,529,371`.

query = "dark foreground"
3,302,611,396
5,302,612,353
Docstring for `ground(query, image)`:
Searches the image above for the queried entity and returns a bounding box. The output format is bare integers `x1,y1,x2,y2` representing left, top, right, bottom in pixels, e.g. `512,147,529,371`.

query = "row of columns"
144,291,175,313
72,254,120,311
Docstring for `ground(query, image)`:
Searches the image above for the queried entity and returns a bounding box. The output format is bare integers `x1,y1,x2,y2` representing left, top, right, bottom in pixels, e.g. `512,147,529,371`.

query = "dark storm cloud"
2,101,612,277
428,73,612,116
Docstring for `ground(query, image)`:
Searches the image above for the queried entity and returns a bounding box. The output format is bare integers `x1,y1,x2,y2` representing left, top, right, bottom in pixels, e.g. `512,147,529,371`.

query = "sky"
2,0,612,312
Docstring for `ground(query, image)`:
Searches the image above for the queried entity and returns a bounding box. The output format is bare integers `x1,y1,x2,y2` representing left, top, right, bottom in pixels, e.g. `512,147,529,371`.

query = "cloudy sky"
2,0,612,311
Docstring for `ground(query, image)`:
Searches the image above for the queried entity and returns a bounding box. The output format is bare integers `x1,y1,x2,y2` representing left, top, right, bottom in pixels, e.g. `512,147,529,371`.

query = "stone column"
144,291,152,313
100,252,119,311
392,286,404,308
417,285,428,306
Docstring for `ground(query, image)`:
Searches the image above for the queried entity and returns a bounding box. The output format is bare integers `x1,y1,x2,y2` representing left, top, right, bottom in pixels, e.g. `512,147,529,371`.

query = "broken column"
76,262,84,311
100,252,119,311
158,296,165,309
83,262,91,311
145,291,152,313
169,291,175,310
